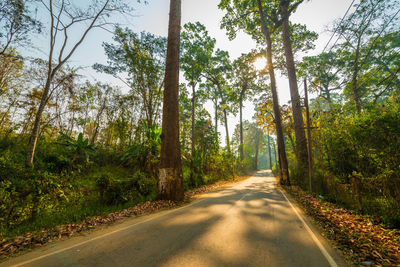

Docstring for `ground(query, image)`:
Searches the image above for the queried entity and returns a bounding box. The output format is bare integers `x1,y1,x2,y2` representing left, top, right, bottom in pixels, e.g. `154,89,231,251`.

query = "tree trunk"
239,95,244,161
256,0,290,185
191,83,195,158
267,133,272,170
190,83,196,187
217,84,231,156
90,100,106,145
304,79,314,192
352,36,362,113
158,0,184,201
223,109,230,155
280,1,308,178
214,97,218,134
26,76,52,167
254,130,260,170
0,98,16,128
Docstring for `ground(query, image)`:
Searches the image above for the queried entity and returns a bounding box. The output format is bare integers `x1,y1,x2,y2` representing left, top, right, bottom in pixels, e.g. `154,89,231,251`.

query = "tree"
299,52,342,104
25,0,133,167
202,49,235,156
278,0,309,178
94,27,166,129
22,58,77,137
231,52,261,161
332,0,400,111
0,0,41,55
219,0,290,185
181,22,215,184
158,0,184,201
0,49,25,130
238,121,265,170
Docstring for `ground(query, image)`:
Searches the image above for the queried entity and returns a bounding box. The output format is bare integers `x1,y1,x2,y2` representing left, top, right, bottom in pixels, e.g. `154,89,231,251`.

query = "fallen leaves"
284,186,400,266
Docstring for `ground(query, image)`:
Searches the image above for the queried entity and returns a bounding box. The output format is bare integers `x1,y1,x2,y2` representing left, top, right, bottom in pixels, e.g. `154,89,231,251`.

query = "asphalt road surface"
2,170,347,267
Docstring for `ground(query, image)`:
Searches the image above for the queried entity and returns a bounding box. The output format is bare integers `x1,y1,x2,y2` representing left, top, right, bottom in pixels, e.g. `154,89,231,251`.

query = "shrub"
95,171,156,205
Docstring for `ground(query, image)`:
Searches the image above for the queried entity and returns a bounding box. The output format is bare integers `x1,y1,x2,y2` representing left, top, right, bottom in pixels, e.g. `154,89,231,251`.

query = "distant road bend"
2,170,347,267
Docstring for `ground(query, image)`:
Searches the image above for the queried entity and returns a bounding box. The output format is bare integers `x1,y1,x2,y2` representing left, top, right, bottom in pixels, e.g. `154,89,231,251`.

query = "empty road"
2,170,347,267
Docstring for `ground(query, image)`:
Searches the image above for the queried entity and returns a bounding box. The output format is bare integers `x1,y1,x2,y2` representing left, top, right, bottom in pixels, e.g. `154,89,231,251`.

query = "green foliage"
321,100,400,180
120,124,161,175
58,132,95,167
181,22,216,88
313,99,400,226
0,170,70,232
93,27,166,128
95,171,156,205
0,0,42,51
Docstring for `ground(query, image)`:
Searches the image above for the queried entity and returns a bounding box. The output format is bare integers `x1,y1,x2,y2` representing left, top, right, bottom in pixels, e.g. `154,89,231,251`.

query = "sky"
25,0,356,144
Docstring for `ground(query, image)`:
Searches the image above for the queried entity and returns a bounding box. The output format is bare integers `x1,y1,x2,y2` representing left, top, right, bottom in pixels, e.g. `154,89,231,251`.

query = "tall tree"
231,52,261,161
278,0,309,178
94,28,166,128
332,0,399,111
158,0,184,201
26,0,133,167
0,49,25,130
202,49,235,156
181,22,215,185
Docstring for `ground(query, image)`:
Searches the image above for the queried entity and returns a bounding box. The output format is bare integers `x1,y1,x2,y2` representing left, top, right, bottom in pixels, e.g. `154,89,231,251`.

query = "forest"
0,0,399,247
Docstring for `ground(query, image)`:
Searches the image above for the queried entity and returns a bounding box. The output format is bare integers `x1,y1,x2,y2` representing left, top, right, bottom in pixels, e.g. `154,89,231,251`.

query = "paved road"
2,170,347,267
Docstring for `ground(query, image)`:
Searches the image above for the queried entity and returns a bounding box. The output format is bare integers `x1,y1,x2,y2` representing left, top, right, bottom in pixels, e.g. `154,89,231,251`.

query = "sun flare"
253,57,267,71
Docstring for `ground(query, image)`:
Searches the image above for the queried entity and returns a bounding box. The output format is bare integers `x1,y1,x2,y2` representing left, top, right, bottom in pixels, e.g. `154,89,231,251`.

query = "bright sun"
253,57,267,71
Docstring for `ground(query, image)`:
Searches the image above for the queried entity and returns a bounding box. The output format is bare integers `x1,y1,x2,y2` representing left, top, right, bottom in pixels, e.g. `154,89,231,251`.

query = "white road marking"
279,188,339,267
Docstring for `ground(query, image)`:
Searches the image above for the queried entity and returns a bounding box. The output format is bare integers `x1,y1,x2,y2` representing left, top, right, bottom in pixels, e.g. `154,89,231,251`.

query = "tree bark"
280,1,308,178
239,94,244,161
158,0,184,201
256,0,290,185
304,79,314,192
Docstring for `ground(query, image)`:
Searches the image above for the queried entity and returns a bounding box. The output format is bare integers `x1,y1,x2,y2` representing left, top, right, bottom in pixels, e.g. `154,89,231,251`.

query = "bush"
312,99,400,227
95,171,156,205
0,170,70,232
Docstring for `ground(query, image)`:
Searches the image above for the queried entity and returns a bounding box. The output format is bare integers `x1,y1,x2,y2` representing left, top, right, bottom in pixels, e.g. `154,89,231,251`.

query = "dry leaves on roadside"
285,186,400,266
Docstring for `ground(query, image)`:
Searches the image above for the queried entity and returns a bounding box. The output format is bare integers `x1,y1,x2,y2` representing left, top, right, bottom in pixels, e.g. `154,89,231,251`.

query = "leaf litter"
284,186,400,266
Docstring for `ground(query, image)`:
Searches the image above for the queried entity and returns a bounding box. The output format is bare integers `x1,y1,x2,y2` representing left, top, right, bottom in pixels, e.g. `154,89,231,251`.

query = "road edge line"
279,188,339,267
